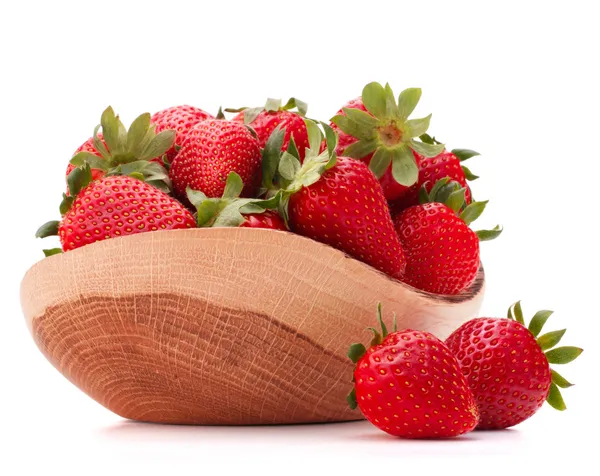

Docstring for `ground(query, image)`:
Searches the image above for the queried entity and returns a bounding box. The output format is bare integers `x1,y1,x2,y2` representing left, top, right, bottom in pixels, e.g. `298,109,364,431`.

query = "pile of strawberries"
36,82,581,438
37,82,499,296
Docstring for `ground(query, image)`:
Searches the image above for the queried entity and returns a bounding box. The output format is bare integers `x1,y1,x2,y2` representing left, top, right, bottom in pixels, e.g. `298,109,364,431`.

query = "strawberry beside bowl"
20,228,484,425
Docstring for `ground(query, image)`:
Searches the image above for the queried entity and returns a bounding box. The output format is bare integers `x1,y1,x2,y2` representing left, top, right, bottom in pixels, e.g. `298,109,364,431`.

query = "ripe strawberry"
390,140,481,213
240,210,286,230
446,302,583,429
151,105,214,163
186,172,284,229
394,179,501,295
65,107,175,193
330,83,444,201
347,305,479,438
227,98,310,160
262,121,406,279
36,168,195,252
170,119,261,198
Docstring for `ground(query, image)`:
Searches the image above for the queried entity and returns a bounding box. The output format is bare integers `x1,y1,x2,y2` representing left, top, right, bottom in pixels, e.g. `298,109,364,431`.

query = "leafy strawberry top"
419,178,503,241
225,97,308,125
507,301,583,410
70,106,174,193
420,133,482,182
331,82,444,186
186,172,280,228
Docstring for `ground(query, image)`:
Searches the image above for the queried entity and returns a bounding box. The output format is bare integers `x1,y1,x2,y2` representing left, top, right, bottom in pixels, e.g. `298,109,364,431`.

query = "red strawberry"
240,210,286,230
330,83,444,201
228,98,309,160
36,171,195,252
151,105,214,163
186,171,283,229
65,107,175,193
446,302,583,429
170,119,261,198
394,179,501,295
347,305,479,438
390,144,481,213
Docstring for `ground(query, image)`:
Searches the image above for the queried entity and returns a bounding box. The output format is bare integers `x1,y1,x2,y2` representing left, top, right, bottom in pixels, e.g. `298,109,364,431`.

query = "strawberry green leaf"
528,310,554,337
546,383,566,411
139,130,176,161
476,225,503,241
43,248,63,257
281,97,308,115
459,200,488,225
331,114,366,140
418,184,430,204
512,301,525,325
419,133,442,145
243,107,263,125
368,327,383,347
344,107,378,130
452,149,480,162
362,82,388,118
286,136,301,161
391,145,419,186
397,87,422,121
446,187,467,214
67,164,93,198
70,152,109,171
321,121,338,158
195,200,224,227
461,165,479,181
369,148,393,179
376,302,388,338
545,346,583,364
262,126,286,190
186,187,209,209
126,113,151,151
384,83,397,117
347,388,358,410
216,107,225,120
409,139,445,158
264,98,282,112
405,114,432,138
278,151,301,181
392,313,397,333
93,124,110,160
60,194,74,216
222,172,244,199
304,119,323,152
347,343,367,363
36,220,60,238
551,369,574,389
537,329,566,351
343,139,378,159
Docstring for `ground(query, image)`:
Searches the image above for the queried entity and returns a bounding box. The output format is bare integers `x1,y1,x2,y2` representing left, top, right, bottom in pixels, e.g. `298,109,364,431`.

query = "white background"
1,0,598,474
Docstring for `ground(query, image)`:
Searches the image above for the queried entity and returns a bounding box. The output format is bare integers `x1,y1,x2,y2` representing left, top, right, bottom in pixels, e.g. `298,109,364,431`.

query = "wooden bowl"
20,228,484,425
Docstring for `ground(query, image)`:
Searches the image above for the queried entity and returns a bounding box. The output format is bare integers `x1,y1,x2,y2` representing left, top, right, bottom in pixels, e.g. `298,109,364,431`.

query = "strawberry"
66,107,175,193
151,105,214,163
186,172,283,229
36,166,195,252
347,305,479,438
263,121,406,279
330,83,444,201
169,119,262,199
390,138,481,213
227,98,310,160
446,302,583,429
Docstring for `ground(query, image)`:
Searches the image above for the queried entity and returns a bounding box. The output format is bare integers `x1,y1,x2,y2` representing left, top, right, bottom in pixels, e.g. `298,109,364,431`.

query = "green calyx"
346,303,397,410
331,82,444,186
419,178,502,241
260,119,338,227
507,301,583,411
420,133,481,182
224,97,308,125
186,172,280,228
69,106,174,190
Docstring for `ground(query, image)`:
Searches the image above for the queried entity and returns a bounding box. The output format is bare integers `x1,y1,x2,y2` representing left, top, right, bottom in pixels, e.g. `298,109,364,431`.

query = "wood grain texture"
20,228,485,425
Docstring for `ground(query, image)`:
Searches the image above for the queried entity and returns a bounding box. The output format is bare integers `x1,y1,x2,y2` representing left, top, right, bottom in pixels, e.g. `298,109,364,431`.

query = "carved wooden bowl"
20,228,484,425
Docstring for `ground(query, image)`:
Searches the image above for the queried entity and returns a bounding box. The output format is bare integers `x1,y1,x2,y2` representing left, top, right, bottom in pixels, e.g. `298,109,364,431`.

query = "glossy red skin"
151,105,214,162
240,210,286,230
446,318,552,430
170,119,262,198
233,110,309,161
390,150,472,214
59,176,195,251
395,203,479,295
355,329,479,438
288,157,406,279
330,97,420,201
65,135,108,184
